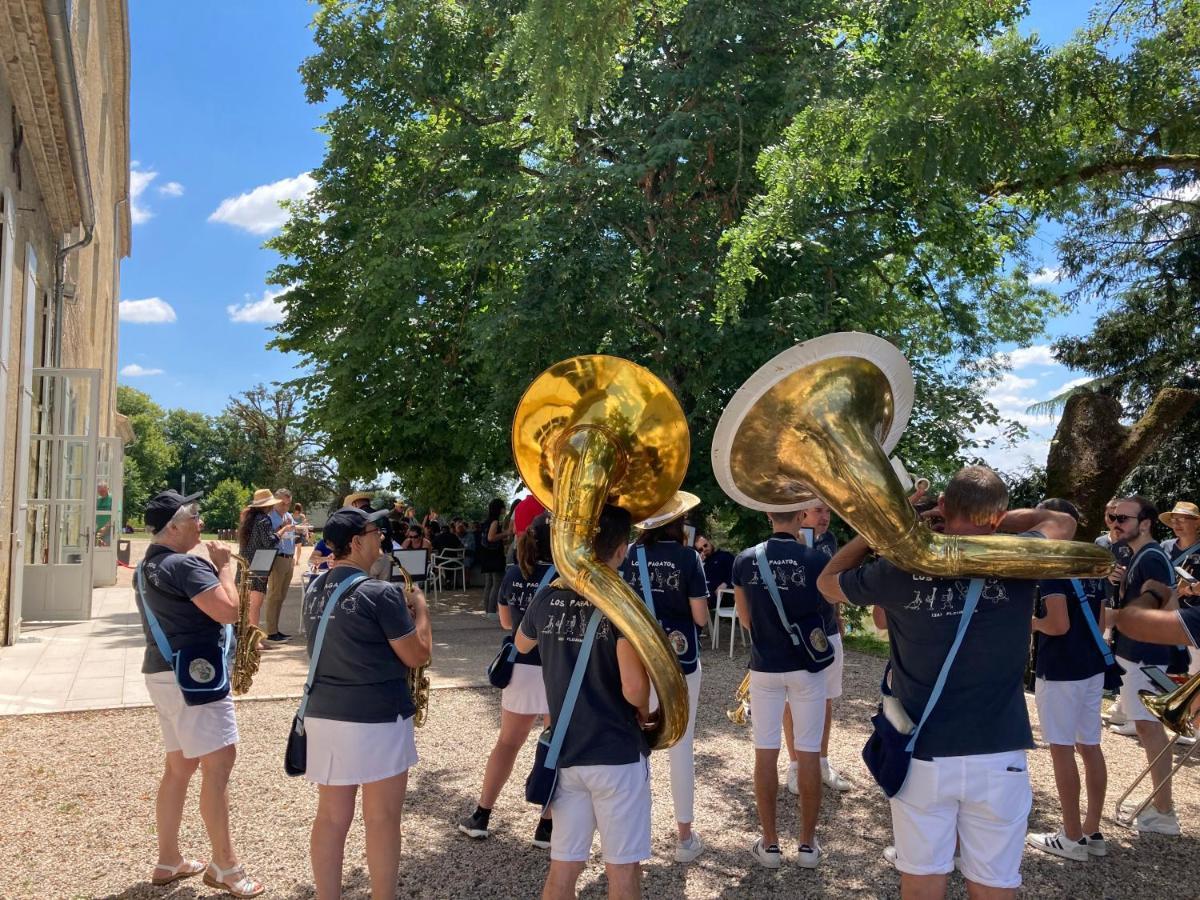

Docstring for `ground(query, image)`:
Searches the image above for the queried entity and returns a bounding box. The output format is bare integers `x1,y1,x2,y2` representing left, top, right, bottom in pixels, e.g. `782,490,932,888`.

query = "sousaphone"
512,355,691,749
712,332,1112,578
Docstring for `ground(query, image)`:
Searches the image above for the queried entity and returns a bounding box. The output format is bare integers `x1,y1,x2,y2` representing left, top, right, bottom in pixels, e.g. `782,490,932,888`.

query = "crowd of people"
129,469,1200,899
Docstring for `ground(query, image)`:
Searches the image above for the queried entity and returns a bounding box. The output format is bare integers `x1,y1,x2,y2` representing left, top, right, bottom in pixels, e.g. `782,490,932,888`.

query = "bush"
203,479,251,532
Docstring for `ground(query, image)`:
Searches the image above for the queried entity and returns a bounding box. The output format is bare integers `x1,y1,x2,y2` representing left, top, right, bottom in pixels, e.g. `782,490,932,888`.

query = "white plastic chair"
432,548,466,594
712,587,747,658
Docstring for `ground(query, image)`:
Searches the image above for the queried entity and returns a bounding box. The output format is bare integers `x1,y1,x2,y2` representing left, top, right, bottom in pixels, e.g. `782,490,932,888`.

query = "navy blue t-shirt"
812,531,840,635
732,533,830,673
702,549,735,604
302,566,417,723
136,544,225,674
520,586,649,768
1035,578,1106,682
1114,542,1176,665
498,561,554,666
839,550,1039,759
621,541,708,675
1180,605,1200,648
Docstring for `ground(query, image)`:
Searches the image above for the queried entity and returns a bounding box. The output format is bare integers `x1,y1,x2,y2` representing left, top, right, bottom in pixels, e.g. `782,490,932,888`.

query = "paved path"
0,541,503,715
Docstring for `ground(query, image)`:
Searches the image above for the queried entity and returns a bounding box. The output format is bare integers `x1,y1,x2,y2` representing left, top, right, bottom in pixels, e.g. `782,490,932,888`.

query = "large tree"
116,386,176,518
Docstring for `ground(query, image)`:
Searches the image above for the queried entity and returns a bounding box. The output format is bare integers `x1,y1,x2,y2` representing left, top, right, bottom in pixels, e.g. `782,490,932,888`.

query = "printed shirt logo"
904,578,1009,617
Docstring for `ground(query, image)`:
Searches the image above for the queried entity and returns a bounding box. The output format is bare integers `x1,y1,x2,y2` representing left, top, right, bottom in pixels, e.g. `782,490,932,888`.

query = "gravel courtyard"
1,609,1197,899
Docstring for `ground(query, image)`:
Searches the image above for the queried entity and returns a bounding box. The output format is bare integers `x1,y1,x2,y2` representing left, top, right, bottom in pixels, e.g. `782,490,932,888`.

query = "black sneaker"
267,632,291,642
458,810,490,839
532,818,553,849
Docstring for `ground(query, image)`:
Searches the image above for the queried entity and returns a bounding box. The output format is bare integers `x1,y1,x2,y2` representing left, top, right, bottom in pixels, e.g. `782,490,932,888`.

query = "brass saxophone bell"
512,355,691,750
712,332,1112,578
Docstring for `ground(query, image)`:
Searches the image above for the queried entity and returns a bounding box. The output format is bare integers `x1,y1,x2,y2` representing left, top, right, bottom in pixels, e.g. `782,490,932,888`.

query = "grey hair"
274,488,292,499
154,501,199,538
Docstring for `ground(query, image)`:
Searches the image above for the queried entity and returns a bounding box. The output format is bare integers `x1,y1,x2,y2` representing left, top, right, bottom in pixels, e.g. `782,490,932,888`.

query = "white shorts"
145,672,238,759
1035,674,1104,746
303,713,419,786
891,751,1031,889
824,633,844,700
502,662,549,716
1116,656,1165,723
749,668,825,752
550,758,652,864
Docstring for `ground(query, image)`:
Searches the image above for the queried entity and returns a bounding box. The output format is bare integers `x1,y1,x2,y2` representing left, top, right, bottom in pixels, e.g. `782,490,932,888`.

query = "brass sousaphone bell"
512,355,691,749
712,332,1112,579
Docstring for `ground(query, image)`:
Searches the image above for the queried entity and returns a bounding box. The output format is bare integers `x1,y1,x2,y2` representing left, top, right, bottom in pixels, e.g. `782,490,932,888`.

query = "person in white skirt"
459,513,557,847
621,492,710,862
301,507,432,900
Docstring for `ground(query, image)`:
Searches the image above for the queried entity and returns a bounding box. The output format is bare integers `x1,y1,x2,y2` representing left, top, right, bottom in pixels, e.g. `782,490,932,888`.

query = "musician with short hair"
515,505,653,900
733,507,832,870
135,490,264,898
818,465,1076,899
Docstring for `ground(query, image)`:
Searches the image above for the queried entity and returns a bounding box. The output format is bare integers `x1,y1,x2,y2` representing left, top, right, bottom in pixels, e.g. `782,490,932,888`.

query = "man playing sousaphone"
621,491,710,863
818,467,1079,899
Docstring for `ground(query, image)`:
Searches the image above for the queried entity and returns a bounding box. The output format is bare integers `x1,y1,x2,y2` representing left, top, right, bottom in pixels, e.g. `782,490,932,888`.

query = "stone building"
0,0,131,644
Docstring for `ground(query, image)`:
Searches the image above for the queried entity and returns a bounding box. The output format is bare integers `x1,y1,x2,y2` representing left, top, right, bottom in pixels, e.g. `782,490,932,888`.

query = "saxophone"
727,672,751,725
230,553,267,695
396,563,431,727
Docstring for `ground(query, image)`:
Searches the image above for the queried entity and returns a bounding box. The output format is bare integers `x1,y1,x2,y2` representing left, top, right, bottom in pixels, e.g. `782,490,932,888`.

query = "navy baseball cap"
324,506,390,550
145,490,204,531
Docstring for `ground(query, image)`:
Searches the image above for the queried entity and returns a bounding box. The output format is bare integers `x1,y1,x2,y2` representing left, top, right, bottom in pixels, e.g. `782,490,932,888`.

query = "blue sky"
119,0,1102,472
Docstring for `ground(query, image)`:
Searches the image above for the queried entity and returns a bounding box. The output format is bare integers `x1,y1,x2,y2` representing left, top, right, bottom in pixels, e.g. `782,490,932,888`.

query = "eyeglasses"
1106,514,1139,524
360,527,382,538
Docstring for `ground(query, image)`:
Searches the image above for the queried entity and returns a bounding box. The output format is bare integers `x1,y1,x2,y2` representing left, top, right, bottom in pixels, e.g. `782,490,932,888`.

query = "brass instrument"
230,553,267,695
727,672,751,726
711,332,1113,579
396,562,430,728
513,355,691,750
1114,670,1200,825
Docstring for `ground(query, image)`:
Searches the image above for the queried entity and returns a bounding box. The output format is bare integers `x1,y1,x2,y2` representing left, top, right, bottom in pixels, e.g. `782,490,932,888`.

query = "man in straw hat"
1161,501,1200,670
733,503,835,870
343,491,374,512
263,488,299,642
621,491,710,863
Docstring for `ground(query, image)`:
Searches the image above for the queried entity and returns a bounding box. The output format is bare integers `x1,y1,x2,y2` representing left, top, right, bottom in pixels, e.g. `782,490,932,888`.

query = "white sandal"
202,862,265,898
151,857,205,886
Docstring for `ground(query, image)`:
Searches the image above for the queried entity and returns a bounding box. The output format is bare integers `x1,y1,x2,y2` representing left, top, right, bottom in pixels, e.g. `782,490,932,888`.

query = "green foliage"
117,386,176,519
162,409,226,498
202,479,252,532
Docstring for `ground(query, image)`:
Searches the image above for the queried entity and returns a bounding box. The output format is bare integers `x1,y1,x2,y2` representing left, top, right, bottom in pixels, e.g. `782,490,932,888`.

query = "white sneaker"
675,832,704,863
1085,832,1107,857
1136,807,1181,836
821,761,853,792
1026,829,1089,862
796,839,822,869
751,838,782,869
786,761,799,795
1109,721,1137,736
1175,734,1196,747
1106,707,1128,726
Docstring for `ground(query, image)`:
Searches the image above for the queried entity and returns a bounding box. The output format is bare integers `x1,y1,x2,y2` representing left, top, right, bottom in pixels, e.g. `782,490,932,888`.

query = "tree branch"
984,154,1200,197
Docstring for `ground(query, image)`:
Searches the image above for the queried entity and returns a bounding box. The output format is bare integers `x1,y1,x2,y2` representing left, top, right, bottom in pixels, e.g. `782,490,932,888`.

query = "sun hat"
343,490,374,507
635,491,701,531
249,488,277,508
1160,501,1200,527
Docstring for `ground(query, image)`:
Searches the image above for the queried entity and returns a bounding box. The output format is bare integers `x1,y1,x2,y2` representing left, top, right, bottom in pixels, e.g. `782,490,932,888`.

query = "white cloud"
119,297,177,324
1149,180,1200,207
157,181,185,197
1029,267,1062,285
208,173,316,235
129,167,157,224
120,363,163,377
996,344,1057,370
227,285,292,324
1059,375,1095,392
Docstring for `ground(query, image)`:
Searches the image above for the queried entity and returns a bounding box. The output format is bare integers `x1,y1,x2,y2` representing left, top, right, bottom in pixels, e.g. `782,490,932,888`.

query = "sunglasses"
1105,514,1139,524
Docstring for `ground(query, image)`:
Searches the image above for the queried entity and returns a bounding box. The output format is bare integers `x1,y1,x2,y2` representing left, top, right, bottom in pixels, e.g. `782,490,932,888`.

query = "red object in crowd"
513,493,546,535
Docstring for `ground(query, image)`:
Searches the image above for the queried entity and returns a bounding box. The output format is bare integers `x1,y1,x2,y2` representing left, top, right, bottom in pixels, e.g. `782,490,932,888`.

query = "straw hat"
343,490,373,507
635,491,701,531
249,488,277,508
1160,501,1200,528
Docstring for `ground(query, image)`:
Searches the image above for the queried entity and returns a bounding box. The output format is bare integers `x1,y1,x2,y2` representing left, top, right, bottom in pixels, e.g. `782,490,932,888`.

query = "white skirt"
501,662,549,716
303,712,419,786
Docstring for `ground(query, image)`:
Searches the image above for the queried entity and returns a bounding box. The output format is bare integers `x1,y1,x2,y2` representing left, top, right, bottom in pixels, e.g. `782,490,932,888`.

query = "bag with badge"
633,547,699,668
862,578,983,797
1071,579,1125,692
136,563,233,706
752,543,834,672
487,565,558,688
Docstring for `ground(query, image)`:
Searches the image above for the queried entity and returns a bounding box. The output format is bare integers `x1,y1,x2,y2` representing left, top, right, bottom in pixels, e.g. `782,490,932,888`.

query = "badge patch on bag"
188,657,217,684
669,630,688,655
811,628,829,654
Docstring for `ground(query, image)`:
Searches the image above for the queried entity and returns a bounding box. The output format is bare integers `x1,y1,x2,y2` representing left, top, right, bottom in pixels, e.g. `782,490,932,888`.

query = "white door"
7,245,38,643
20,368,101,621
91,436,123,587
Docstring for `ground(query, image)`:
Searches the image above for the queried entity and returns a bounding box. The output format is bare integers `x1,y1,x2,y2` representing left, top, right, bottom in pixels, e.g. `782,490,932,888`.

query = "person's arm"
733,586,752,631
190,544,240,624
1033,593,1069,636
997,508,1077,542
817,535,871,604
389,587,432,668
488,521,503,543
1107,605,1190,646
689,597,709,627
616,636,650,718
872,605,888,631
498,604,514,630
515,627,537,654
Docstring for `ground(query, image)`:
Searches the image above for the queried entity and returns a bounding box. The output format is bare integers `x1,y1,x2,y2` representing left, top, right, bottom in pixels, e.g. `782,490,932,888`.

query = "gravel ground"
1,635,1197,898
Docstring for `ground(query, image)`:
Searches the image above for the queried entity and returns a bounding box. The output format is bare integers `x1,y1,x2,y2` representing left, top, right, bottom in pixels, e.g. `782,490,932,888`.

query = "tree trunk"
1044,387,1199,536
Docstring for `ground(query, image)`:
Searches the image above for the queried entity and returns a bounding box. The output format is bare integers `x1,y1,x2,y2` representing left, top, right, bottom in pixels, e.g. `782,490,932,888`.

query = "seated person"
695,535,735,611
309,538,333,571
430,521,464,553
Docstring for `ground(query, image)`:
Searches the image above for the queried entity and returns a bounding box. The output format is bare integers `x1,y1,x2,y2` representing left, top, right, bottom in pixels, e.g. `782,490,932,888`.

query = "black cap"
324,506,390,550
145,490,204,531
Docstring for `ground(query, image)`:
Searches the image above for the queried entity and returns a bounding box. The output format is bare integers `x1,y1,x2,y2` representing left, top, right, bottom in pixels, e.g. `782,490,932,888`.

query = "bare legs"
311,772,410,900
1047,743,1107,840
542,860,640,900
1134,720,1174,813
154,751,199,873
901,875,1014,900
152,745,248,879
479,710,544,810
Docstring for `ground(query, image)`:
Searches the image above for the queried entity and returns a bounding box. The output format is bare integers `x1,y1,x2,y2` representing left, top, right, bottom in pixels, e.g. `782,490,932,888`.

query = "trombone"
1114,670,1200,826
